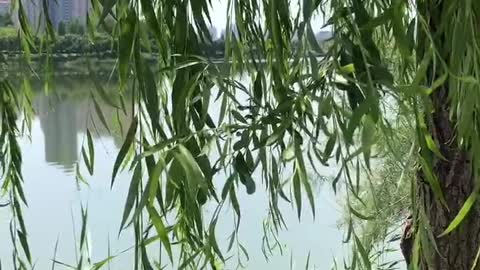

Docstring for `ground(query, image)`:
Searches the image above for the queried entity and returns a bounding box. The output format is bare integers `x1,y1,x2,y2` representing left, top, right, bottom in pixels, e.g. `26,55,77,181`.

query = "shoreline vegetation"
0,23,331,65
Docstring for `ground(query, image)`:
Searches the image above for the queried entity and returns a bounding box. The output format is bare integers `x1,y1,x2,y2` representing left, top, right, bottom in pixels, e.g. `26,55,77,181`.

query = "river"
0,75,351,269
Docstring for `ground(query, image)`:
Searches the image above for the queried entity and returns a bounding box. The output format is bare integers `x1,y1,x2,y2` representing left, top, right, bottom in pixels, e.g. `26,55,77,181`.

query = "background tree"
0,12,12,27
67,19,85,35
58,21,66,36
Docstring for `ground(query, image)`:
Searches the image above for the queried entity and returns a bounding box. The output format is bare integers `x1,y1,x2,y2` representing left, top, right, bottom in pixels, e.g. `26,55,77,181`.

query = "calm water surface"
0,76,347,269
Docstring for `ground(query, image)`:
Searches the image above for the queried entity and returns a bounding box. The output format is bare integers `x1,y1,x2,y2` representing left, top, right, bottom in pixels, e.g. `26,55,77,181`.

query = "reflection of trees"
33,77,132,171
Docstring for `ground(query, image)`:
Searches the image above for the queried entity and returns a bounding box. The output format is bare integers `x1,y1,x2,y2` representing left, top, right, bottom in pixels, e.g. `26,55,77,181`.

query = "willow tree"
2,0,480,269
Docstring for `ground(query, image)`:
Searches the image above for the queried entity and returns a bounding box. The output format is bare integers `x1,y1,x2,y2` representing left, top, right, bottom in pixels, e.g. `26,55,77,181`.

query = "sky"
207,0,329,38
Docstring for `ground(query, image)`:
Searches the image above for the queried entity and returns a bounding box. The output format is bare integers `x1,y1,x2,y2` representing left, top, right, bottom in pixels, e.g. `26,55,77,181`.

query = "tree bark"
415,86,480,270
407,1,480,268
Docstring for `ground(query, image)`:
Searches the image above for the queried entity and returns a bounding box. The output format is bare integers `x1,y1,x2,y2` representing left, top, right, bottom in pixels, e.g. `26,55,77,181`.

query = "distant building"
0,0,10,15
21,0,88,30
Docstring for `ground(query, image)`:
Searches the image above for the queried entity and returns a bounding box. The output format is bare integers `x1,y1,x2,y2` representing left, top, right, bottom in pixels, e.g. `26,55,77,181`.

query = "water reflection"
32,78,131,172
0,75,347,270
36,94,78,171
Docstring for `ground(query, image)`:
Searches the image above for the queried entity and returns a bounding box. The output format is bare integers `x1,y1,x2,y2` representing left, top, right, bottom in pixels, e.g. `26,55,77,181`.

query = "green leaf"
98,0,116,26
148,157,165,205
92,256,116,270
234,153,256,194
112,117,138,187
425,134,447,161
91,94,110,132
347,102,370,144
222,174,236,200
266,123,288,146
323,134,336,162
17,230,31,263
79,207,88,249
140,0,162,43
293,169,302,219
229,185,241,218
253,71,263,103
306,23,322,54
208,210,225,261
87,129,95,174
232,110,248,124
118,9,136,89
339,63,355,74
282,142,295,162
353,233,371,270
119,163,142,231
147,206,173,262
361,115,376,169
172,144,208,199
439,184,480,237
419,156,448,208
349,204,374,220
295,139,315,218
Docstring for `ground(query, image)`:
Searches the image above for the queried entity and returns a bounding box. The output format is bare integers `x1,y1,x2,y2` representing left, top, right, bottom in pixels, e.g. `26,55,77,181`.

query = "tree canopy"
2,0,480,269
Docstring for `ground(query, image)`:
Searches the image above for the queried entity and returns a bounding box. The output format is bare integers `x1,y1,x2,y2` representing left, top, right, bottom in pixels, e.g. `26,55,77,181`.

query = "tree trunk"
415,86,480,269
407,1,480,268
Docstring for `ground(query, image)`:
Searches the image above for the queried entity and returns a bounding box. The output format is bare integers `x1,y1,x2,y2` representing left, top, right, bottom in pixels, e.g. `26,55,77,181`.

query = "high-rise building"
21,0,88,30
0,0,10,15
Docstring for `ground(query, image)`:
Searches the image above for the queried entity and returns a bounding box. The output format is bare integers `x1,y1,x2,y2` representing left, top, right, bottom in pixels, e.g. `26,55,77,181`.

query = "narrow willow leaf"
221,174,236,200
419,156,448,208
305,251,311,270
140,0,162,43
346,102,370,144
118,9,136,89
234,153,255,194
147,206,173,262
471,242,480,270
266,123,288,146
353,233,371,270
323,134,336,162
282,142,295,162
349,204,374,220
87,129,95,175
141,61,160,134
361,115,376,169
91,94,110,132
112,117,138,187
92,256,116,270
254,71,263,103
439,185,480,237
119,163,142,232
98,0,116,26
339,64,355,74
17,230,31,263
229,185,241,218
412,49,432,86
209,212,225,261
293,169,302,219
295,139,315,218
173,145,208,199
391,1,409,57
81,147,92,176
90,75,121,109
178,250,202,270
431,73,448,92
141,240,154,270
148,157,165,205
79,207,88,249
425,134,447,161
306,23,322,54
